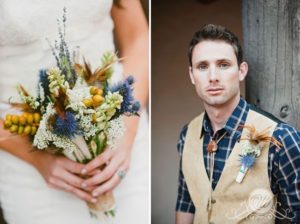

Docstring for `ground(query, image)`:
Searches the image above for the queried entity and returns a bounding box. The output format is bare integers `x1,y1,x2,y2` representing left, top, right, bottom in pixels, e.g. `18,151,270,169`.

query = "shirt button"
211,198,216,204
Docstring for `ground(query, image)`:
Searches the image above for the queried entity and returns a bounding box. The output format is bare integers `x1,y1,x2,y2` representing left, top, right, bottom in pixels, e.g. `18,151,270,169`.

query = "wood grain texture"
243,1,299,223
243,0,300,129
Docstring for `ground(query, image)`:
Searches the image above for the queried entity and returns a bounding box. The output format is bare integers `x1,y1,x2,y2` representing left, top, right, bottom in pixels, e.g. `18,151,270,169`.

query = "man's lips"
206,87,224,92
206,87,224,95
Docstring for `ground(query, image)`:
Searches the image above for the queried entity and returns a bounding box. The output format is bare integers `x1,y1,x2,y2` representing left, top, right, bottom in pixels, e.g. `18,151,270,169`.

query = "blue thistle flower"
131,101,140,112
108,75,140,115
126,75,134,85
239,155,256,169
53,111,78,138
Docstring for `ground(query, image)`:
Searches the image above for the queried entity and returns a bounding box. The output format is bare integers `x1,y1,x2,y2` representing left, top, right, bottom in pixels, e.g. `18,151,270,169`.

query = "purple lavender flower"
53,111,78,138
38,69,51,99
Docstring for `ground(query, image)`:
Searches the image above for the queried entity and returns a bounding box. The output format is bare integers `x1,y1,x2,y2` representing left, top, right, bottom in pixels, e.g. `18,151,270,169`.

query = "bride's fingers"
86,168,101,176
81,149,114,175
48,177,97,203
81,158,121,187
58,157,85,174
91,172,121,197
70,186,98,204
47,176,72,191
57,169,85,189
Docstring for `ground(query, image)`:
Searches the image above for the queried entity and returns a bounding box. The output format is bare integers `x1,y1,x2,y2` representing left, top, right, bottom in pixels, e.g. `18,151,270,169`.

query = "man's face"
189,40,247,108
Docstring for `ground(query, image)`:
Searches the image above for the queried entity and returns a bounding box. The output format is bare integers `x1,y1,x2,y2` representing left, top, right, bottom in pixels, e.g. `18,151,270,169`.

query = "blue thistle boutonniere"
236,125,282,183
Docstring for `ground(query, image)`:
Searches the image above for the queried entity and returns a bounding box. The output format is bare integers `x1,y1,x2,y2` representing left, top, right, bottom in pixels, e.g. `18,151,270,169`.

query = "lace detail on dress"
0,0,113,46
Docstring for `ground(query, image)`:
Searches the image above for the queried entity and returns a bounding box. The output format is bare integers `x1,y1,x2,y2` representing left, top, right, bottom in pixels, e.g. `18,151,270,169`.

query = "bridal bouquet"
2,9,139,217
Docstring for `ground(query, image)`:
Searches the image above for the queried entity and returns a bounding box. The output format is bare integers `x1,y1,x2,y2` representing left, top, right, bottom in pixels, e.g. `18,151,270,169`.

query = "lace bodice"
0,0,122,102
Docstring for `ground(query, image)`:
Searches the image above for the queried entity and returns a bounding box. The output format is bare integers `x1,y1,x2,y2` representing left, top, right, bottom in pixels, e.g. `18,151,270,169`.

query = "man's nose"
208,66,219,83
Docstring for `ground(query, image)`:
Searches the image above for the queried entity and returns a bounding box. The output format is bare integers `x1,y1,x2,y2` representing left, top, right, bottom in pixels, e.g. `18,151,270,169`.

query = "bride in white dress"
0,0,149,223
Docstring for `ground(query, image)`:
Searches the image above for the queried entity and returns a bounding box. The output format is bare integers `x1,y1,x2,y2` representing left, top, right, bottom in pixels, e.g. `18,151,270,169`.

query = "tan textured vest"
182,109,277,224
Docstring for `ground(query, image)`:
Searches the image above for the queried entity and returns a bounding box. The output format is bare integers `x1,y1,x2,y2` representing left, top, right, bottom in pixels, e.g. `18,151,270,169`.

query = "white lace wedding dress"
0,0,149,223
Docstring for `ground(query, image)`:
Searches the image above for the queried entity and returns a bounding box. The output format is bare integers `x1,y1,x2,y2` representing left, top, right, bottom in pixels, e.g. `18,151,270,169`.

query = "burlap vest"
182,109,277,224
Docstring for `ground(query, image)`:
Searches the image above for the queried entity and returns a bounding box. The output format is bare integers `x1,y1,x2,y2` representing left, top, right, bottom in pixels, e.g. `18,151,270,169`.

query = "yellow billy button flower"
4,120,12,129
92,95,104,107
90,86,98,95
31,126,37,135
24,125,32,135
5,114,12,121
27,114,34,125
9,125,18,133
19,116,27,126
11,115,19,125
22,112,29,118
18,126,24,135
83,98,93,108
96,89,103,96
33,113,41,123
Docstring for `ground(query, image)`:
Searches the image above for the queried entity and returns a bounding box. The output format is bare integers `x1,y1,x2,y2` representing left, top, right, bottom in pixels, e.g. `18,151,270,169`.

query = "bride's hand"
33,152,97,203
80,135,132,197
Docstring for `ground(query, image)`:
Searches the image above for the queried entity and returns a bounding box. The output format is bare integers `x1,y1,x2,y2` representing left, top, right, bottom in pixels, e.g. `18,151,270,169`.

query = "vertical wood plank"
243,0,300,129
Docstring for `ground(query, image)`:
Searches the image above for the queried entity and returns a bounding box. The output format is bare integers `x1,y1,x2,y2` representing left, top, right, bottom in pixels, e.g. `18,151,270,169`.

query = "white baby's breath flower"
17,87,40,110
240,138,263,157
33,104,80,154
65,87,103,139
106,117,125,149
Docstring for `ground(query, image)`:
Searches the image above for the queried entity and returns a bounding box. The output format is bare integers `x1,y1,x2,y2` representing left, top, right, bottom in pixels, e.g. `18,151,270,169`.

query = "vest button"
211,198,216,204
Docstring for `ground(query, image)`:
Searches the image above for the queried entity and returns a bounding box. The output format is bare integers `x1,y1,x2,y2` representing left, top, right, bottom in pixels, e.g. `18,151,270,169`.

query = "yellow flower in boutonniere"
236,125,282,183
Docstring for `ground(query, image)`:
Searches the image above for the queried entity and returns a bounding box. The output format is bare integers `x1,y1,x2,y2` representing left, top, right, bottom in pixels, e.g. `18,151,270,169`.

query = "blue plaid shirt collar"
201,97,249,140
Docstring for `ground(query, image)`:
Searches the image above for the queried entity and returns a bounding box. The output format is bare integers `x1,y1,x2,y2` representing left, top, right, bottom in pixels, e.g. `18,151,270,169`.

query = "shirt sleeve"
176,124,196,213
272,123,300,223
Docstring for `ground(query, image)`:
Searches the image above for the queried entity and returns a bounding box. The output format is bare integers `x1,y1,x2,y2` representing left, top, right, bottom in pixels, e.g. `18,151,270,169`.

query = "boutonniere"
236,125,282,183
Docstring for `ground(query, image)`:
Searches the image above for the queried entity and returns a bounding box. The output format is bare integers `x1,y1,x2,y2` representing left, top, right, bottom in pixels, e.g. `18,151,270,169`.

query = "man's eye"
198,64,208,70
219,63,229,69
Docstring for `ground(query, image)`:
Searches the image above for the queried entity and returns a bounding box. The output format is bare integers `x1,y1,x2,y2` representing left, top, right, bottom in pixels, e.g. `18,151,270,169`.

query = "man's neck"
204,96,241,134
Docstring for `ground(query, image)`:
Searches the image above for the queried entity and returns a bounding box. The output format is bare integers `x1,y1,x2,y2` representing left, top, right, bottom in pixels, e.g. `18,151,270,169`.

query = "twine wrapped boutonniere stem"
236,125,282,183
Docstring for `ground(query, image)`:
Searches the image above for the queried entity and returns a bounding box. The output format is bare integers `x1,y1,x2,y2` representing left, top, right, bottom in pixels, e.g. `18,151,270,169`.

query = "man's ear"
189,66,195,85
238,62,248,81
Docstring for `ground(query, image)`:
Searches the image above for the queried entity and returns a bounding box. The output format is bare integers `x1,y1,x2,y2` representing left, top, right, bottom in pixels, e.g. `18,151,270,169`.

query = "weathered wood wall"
243,1,300,223
243,0,300,129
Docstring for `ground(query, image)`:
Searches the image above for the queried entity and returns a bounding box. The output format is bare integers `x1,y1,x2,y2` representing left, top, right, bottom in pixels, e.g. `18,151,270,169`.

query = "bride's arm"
80,0,148,195
0,120,96,203
112,0,149,107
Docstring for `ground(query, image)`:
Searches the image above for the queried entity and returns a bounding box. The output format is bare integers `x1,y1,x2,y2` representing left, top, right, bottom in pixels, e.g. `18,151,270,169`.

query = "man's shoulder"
177,124,188,156
273,122,300,143
247,104,300,137
177,113,205,155
247,104,300,150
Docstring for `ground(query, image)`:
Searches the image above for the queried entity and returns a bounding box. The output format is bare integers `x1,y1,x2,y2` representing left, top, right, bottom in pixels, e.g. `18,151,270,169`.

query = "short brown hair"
188,24,243,66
